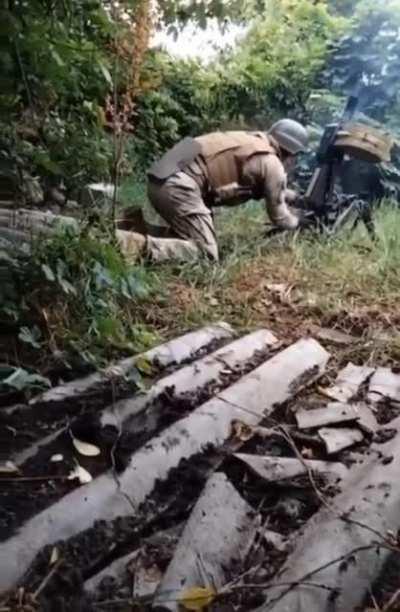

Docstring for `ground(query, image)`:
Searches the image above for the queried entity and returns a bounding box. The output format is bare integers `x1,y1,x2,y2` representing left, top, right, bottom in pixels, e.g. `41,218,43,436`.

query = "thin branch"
263,544,381,609
276,423,398,547
14,39,34,110
382,587,400,612
228,581,338,594
33,558,63,599
108,378,137,514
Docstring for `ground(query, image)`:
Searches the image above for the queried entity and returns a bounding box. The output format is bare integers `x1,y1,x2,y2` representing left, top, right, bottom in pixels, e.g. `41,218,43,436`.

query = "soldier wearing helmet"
119,119,308,263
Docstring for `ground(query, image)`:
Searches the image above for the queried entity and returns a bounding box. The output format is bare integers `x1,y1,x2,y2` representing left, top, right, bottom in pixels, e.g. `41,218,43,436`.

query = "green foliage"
211,0,346,125
0,366,50,393
130,52,221,166
0,0,116,192
0,0,247,193
0,227,158,368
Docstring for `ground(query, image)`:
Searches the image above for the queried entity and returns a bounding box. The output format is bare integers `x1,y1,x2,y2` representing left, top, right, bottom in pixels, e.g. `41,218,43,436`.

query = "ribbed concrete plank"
152,473,256,611
29,322,234,407
0,338,328,593
254,417,400,612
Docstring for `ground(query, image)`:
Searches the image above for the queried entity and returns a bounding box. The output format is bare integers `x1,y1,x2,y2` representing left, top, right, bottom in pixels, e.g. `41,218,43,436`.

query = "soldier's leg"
146,173,219,262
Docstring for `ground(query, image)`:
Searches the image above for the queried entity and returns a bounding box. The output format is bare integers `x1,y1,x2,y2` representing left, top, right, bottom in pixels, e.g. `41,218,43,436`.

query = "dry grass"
140,200,400,367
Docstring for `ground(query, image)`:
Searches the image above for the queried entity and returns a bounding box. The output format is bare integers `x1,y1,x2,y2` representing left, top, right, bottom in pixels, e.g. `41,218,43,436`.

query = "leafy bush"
0,227,158,369
0,1,116,193
130,52,221,167
210,0,346,126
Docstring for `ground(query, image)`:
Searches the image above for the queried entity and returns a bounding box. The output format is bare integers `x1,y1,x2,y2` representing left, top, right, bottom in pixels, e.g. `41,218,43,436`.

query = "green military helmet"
268,119,309,155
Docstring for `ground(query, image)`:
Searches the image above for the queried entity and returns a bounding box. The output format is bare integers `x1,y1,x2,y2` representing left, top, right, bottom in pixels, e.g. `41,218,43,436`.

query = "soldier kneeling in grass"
119,119,308,263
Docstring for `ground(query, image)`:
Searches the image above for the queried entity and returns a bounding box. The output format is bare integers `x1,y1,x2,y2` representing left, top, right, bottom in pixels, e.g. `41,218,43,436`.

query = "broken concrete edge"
255,416,400,612
321,363,375,403
28,322,234,407
0,337,329,593
12,426,68,467
152,473,258,612
296,402,362,429
313,326,357,346
368,367,400,404
318,426,364,454
234,454,349,483
296,402,378,435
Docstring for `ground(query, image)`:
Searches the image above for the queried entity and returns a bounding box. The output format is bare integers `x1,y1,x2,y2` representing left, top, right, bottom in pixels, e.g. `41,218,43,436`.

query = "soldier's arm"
260,155,299,229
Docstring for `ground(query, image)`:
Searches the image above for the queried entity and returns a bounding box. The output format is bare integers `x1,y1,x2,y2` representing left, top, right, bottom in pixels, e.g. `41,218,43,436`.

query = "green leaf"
18,326,41,349
98,61,113,87
33,151,61,175
42,264,56,281
50,47,65,67
1,367,50,391
59,278,77,295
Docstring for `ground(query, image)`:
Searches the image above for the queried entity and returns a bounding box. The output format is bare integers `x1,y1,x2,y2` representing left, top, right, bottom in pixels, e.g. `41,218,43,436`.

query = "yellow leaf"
180,586,216,610
134,356,154,376
231,419,254,442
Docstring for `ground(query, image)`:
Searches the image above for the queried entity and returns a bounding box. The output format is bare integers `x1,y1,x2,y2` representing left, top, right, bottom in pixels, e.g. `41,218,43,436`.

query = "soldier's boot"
116,229,147,263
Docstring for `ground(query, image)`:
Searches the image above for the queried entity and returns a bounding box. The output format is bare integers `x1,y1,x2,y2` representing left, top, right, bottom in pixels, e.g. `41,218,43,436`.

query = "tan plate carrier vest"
148,131,278,191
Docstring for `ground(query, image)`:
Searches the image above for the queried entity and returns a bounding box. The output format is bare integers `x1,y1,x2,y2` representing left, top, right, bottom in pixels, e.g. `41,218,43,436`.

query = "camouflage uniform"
145,131,299,262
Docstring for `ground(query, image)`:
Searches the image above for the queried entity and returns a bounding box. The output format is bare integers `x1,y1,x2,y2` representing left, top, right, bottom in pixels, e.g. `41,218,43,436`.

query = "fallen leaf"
0,460,19,474
50,547,59,565
180,586,216,611
50,454,64,463
265,283,299,305
71,435,100,457
134,356,154,376
231,420,254,442
67,463,93,484
301,447,314,459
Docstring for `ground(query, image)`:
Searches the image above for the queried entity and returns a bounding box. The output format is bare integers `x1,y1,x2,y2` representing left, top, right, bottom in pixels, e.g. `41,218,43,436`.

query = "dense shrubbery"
0,0,116,196
0,224,158,378
3,0,400,188
0,0,349,187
